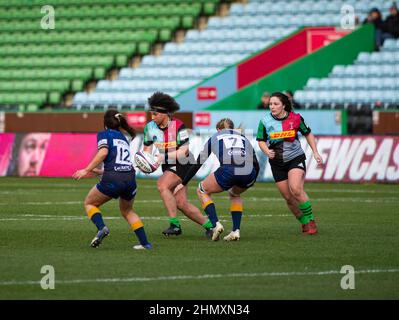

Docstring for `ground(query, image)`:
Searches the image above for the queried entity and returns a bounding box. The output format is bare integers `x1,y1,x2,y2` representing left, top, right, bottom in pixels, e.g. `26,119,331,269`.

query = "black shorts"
162,163,192,181
270,154,306,183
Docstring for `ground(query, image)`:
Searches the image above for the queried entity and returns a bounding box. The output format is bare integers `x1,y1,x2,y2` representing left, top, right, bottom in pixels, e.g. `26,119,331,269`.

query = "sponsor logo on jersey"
154,141,177,150
227,149,247,156
270,130,296,140
114,165,132,171
113,139,128,147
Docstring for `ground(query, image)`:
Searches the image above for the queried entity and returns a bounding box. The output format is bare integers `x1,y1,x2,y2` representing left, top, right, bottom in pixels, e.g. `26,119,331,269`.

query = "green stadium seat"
159,29,172,42
116,55,128,68
49,92,61,105
138,42,151,55
94,67,106,80
0,0,220,109
72,80,84,92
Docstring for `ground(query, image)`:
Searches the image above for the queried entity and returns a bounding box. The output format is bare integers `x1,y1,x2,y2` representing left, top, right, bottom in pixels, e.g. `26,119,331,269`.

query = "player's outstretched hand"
73,169,89,180
173,183,184,195
314,152,323,167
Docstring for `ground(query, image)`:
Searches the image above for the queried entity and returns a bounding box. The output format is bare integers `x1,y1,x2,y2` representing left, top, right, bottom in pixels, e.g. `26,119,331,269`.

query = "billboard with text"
1,134,398,183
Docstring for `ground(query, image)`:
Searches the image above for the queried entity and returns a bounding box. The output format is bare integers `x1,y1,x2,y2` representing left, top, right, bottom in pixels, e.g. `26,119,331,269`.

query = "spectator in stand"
257,92,271,110
381,2,399,43
363,7,385,48
285,90,302,109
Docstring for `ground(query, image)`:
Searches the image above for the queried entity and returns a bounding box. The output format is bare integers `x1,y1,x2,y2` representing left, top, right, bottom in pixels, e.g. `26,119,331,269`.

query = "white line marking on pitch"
1,183,399,194
0,268,398,286
0,214,290,222
0,197,398,207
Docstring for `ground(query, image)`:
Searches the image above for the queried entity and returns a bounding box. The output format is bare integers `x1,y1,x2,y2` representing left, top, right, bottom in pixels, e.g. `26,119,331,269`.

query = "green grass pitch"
0,177,398,299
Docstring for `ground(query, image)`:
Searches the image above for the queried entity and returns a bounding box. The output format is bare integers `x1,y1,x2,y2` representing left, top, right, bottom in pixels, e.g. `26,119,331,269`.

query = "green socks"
169,217,181,228
298,200,314,224
202,219,213,229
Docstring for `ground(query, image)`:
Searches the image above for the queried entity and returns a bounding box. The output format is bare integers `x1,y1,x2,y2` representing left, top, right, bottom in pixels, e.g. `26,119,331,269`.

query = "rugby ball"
134,151,158,174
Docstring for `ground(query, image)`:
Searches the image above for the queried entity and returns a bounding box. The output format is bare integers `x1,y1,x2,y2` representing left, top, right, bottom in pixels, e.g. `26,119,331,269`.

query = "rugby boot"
212,221,224,241
223,229,240,241
205,228,213,239
133,243,153,250
90,226,110,248
302,220,318,235
162,223,182,236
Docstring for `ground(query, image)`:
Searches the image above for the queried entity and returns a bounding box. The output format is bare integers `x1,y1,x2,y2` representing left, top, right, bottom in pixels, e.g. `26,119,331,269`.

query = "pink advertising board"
0,133,97,177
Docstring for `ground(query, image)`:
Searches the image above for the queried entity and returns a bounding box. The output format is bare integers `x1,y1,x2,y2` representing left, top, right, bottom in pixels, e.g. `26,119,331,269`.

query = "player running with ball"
143,92,213,237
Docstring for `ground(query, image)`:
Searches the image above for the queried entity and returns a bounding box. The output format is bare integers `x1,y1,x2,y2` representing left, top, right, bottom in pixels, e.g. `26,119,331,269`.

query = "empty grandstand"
0,0,397,112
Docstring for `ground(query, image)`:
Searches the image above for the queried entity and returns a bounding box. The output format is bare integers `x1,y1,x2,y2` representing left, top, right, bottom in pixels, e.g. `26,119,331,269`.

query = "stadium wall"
207,24,375,110
1,133,398,183
176,26,348,111
0,111,192,133
372,111,399,135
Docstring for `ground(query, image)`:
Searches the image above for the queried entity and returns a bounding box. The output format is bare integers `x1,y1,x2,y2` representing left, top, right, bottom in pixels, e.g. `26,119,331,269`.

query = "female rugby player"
73,110,152,249
175,118,259,241
257,92,323,235
143,92,213,237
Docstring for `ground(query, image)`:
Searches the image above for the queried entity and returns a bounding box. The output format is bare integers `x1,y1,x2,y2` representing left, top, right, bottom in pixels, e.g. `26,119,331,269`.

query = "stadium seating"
0,0,219,110
73,0,394,110
0,0,396,111
295,38,399,109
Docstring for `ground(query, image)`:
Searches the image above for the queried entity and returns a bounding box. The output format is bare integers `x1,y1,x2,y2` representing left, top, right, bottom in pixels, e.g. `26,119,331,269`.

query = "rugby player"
73,110,152,249
143,92,213,237
175,118,260,241
257,92,323,235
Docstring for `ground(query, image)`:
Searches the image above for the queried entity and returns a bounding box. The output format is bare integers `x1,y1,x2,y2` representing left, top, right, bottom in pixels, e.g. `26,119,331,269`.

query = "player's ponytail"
118,114,136,139
104,109,136,139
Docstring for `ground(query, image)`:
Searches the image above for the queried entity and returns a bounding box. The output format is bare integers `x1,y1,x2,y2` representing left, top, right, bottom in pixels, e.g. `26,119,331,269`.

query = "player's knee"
83,198,92,209
157,180,167,193
290,186,303,199
228,188,240,198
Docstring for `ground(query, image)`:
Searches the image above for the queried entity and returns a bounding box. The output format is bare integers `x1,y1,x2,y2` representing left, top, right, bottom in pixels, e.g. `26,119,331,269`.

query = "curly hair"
148,92,180,114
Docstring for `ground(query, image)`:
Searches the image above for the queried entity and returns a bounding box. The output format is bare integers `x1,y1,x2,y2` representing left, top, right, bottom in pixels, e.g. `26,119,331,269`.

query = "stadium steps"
72,0,394,110
0,0,219,111
295,38,399,110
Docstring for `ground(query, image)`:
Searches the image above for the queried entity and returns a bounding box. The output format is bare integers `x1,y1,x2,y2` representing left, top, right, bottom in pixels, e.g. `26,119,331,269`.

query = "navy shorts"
214,165,258,191
96,178,137,201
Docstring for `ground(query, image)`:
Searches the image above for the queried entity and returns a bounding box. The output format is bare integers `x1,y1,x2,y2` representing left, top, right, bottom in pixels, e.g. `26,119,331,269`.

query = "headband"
149,105,169,114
